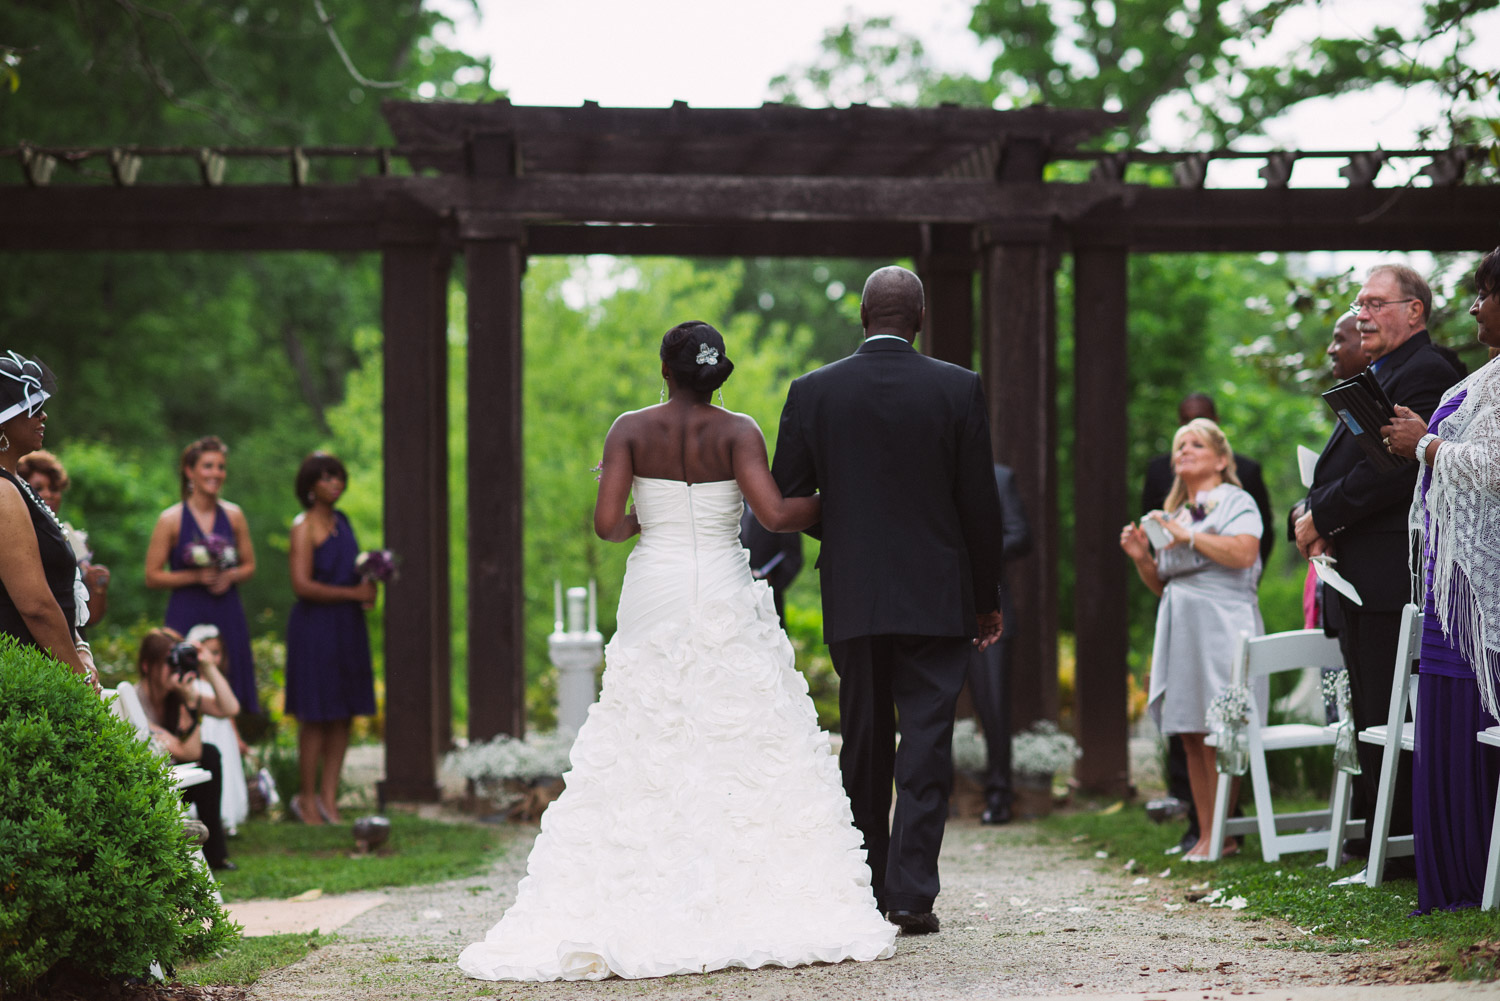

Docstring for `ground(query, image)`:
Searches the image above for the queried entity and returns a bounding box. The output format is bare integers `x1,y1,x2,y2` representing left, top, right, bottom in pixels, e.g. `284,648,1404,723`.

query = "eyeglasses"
1347,297,1417,316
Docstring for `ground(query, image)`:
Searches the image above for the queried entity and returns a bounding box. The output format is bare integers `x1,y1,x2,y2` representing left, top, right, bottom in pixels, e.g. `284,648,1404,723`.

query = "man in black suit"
1140,392,1273,854
772,265,1005,936
968,464,1031,826
1293,264,1459,877
739,503,803,627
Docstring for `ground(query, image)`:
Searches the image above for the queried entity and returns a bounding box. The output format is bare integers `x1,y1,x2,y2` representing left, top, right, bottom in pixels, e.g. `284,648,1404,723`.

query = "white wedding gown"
458,477,896,982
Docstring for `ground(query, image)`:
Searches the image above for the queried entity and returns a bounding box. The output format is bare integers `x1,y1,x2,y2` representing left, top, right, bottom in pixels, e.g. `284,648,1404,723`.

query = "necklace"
13,473,67,536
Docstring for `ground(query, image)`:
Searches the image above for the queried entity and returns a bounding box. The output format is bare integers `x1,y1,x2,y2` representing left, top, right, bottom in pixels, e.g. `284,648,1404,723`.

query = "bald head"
1328,314,1368,380
860,266,925,339
1177,392,1217,425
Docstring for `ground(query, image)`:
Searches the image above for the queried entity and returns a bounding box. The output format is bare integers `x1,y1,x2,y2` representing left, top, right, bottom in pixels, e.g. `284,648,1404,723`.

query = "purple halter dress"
165,501,258,714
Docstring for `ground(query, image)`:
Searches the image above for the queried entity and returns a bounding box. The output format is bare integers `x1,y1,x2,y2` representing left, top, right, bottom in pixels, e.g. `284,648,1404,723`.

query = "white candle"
588,578,597,633
554,579,563,632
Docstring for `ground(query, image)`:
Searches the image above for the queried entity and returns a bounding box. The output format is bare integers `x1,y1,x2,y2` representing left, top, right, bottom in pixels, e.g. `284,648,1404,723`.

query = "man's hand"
1294,510,1324,560
974,610,1005,651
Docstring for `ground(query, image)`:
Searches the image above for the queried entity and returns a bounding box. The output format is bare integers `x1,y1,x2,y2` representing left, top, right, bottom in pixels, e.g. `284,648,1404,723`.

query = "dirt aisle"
248,816,1409,1000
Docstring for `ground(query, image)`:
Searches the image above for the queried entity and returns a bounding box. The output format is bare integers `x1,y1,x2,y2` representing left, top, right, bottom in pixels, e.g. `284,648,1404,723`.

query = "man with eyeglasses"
1293,263,1459,882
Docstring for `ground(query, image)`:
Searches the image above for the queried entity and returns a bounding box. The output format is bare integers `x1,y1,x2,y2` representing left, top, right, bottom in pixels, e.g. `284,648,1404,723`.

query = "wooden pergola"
6,101,1499,800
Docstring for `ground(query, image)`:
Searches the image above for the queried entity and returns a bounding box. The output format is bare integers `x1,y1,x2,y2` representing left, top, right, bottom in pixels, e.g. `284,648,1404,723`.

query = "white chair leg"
1250,734,1279,862
1484,748,1500,909
1208,769,1232,861
1327,768,1352,869
1366,737,1403,888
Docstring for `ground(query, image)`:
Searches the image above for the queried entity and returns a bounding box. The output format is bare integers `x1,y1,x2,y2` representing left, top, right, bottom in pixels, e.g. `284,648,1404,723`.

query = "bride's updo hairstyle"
660,321,734,394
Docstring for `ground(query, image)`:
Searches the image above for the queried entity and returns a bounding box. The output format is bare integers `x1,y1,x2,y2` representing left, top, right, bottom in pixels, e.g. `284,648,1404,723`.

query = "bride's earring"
660,380,666,404
0,431,9,453
717,388,725,407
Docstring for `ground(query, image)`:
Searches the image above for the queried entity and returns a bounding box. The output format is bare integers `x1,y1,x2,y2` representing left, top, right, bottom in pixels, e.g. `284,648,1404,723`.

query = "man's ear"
915,306,926,335
859,303,869,330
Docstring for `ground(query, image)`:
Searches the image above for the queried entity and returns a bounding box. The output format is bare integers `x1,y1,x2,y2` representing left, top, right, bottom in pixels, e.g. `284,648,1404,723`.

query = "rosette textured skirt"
458,477,896,981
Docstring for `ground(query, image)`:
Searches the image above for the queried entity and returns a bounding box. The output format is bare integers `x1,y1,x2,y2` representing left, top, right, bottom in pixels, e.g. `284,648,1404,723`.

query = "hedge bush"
0,635,236,991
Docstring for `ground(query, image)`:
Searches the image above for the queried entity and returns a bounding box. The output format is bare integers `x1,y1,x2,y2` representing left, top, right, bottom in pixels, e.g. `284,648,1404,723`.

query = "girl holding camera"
136,626,239,870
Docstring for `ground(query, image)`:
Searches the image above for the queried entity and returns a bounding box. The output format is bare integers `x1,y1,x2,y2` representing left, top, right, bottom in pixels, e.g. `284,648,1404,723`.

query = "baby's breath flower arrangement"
1011,720,1080,779
951,717,988,773
444,730,576,786
1206,684,1252,776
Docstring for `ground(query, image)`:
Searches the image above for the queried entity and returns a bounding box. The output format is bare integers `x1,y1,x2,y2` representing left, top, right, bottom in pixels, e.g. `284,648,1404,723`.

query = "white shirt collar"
864,334,913,343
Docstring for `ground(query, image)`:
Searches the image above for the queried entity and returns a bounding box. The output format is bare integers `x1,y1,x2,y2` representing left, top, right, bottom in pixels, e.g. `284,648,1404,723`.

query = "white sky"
438,0,1500,169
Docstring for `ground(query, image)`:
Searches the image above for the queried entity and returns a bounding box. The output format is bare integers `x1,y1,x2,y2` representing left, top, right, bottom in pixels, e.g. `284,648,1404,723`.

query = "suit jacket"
1141,452,1274,564
739,504,804,593
772,337,1005,644
1304,330,1458,610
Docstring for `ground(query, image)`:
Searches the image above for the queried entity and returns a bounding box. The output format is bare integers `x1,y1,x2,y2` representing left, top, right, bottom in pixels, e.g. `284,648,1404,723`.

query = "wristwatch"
1415,432,1440,465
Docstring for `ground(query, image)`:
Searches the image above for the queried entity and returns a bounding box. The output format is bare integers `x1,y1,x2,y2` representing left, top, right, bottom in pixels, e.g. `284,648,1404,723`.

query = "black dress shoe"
886,910,940,935
210,859,238,872
980,803,1012,825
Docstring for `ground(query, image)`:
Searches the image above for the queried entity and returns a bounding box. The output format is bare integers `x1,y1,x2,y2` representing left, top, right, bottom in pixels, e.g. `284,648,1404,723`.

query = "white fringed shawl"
1410,357,1500,716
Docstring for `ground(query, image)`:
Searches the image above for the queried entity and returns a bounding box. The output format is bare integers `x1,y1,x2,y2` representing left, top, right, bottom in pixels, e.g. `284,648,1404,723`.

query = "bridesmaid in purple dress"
284,452,377,824
145,436,259,724
1383,248,1500,912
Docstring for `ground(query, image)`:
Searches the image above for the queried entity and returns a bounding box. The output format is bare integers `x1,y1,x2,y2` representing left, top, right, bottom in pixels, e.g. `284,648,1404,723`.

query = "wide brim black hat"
0,351,55,425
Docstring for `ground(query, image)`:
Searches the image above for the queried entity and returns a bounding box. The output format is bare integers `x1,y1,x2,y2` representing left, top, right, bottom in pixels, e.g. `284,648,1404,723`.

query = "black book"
1320,370,1413,472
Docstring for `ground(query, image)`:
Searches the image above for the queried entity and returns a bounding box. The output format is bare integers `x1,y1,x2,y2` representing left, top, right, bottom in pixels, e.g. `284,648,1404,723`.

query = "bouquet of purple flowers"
189,533,239,570
355,549,399,583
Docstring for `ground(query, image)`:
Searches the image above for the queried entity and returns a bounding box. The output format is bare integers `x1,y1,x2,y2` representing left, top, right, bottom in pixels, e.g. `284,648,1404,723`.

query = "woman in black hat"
0,351,96,686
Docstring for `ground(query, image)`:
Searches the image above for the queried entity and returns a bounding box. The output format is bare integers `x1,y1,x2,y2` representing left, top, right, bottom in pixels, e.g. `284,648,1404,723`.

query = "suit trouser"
830,633,970,913
967,636,1013,809
1335,595,1413,850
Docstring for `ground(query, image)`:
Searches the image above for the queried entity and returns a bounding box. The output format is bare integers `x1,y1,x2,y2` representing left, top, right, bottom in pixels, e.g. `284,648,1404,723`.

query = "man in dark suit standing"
772,265,1005,936
1140,391,1274,854
1293,264,1458,878
739,502,803,627
968,463,1031,826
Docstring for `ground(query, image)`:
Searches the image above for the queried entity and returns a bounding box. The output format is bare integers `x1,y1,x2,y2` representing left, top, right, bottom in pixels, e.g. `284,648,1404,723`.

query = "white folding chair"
1208,628,1347,862
1477,727,1500,908
1325,603,1421,886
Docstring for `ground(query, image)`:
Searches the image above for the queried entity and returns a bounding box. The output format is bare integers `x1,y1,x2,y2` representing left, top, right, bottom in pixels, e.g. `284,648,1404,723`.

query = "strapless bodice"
615,477,755,635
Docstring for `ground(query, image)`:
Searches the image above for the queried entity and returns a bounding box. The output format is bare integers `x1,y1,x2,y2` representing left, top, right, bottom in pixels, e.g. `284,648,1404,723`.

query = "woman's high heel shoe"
316,798,339,824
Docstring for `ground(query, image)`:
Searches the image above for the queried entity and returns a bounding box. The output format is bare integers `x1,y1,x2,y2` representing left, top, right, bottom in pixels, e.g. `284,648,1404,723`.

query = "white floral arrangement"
1320,669,1352,718
1011,720,1080,777
443,730,575,785
951,717,988,773
1205,684,1252,728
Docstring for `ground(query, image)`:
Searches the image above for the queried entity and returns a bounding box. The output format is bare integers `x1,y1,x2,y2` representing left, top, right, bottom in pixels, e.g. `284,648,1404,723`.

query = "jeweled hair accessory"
0,351,54,426
696,343,719,366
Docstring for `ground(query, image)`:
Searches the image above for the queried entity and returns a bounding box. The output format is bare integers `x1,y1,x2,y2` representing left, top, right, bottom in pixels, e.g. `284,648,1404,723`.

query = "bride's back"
625,401,740,484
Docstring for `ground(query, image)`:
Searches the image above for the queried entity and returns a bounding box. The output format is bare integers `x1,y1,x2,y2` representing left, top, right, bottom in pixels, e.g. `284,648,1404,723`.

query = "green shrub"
0,636,237,991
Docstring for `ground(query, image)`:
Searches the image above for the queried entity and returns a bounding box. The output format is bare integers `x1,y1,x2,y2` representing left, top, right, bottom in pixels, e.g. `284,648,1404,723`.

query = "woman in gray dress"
1120,418,1264,861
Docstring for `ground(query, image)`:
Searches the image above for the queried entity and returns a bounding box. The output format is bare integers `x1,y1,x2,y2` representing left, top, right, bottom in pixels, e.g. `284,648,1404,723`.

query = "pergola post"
918,224,975,368
1071,243,1131,796
379,239,453,802
979,232,1059,734
462,218,526,741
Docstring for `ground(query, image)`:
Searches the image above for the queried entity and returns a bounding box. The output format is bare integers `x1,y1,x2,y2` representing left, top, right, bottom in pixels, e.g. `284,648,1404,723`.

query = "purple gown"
284,510,375,722
166,502,258,714
1412,387,1500,912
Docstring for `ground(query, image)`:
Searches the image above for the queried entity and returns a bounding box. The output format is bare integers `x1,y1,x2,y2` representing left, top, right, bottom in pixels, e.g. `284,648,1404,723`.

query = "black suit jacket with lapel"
1306,330,1459,610
771,337,1005,644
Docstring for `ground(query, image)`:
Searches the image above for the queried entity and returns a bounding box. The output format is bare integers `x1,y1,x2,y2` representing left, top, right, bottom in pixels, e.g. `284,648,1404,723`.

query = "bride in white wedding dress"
458,321,897,982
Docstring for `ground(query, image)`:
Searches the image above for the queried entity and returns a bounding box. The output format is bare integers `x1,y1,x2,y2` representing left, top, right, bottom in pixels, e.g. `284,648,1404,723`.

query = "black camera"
167,641,201,678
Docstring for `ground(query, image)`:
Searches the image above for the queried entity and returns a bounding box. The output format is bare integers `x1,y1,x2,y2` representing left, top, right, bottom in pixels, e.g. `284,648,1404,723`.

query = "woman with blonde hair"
1120,418,1265,860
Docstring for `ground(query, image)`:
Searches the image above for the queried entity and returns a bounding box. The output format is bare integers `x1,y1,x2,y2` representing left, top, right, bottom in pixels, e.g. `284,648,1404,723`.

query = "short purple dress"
1412,387,1500,913
284,510,375,722
166,502,258,714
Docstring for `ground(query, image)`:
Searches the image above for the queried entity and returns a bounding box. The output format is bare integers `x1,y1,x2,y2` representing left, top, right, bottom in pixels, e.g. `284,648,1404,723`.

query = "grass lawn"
213,811,507,902
1043,795,1500,980
179,931,333,987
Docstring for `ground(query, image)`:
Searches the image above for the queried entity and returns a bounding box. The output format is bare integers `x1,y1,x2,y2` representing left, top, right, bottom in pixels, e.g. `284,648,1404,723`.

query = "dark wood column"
918,224,976,368
978,232,1059,734
462,217,526,741
379,240,453,802
1071,244,1131,796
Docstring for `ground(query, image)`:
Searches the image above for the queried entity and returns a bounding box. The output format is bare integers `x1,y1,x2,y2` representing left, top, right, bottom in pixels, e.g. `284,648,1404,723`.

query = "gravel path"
249,815,1409,1001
